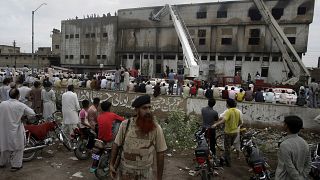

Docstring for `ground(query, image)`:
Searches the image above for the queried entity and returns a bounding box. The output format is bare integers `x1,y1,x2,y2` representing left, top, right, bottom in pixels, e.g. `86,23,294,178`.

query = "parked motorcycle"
310,143,320,179
194,129,213,180
241,130,271,180
72,127,96,160
23,112,72,162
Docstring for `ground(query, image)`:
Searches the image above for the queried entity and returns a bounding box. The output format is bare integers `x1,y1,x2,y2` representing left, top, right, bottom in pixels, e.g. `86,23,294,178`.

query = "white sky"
0,0,319,67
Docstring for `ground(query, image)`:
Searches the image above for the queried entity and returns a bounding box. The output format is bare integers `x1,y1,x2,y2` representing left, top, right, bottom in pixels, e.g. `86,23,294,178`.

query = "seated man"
79,100,95,149
97,101,125,143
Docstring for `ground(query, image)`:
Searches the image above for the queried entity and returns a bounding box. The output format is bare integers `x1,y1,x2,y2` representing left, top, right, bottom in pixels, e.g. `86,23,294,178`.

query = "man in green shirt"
212,99,243,167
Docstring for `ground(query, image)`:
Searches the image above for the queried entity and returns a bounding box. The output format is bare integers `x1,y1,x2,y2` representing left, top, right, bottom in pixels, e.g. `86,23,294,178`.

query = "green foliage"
159,110,200,149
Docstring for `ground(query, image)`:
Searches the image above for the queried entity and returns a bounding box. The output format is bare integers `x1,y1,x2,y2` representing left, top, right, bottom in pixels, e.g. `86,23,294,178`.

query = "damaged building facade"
117,0,315,83
59,0,314,83
60,14,117,72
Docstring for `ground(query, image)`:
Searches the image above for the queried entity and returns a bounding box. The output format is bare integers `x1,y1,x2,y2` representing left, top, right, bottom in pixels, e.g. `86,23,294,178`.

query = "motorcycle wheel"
215,134,225,151
201,169,210,180
59,130,73,151
23,138,37,162
74,139,90,160
95,153,110,180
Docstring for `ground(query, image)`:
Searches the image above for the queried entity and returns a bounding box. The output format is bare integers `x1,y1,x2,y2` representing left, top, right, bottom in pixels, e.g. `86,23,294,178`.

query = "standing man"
62,85,81,136
114,67,121,91
201,98,219,155
0,78,11,102
0,88,35,171
212,99,243,167
275,115,311,180
176,70,184,95
109,95,167,180
168,69,175,95
309,78,319,108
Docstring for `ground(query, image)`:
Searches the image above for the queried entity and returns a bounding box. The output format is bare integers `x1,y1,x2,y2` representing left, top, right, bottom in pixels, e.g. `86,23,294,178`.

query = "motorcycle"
241,130,271,180
23,112,73,162
194,129,214,180
310,143,320,179
72,127,96,160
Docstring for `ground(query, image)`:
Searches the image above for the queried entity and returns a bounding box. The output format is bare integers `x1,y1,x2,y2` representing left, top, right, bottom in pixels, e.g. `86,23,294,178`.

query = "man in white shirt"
100,77,107,89
62,85,81,137
183,84,191,99
160,83,167,95
145,81,153,95
265,89,275,103
86,79,91,89
0,78,11,102
67,77,73,86
228,87,237,100
18,82,32,106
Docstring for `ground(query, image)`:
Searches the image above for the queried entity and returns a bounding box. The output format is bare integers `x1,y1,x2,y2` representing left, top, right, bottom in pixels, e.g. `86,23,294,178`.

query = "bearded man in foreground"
109,95,167,180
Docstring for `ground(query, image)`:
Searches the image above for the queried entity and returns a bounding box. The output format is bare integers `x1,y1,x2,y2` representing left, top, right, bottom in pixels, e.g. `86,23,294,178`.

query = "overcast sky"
0,0,319,67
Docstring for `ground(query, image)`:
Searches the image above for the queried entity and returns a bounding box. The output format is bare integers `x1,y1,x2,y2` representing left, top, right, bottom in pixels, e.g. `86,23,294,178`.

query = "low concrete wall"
55,88,320,131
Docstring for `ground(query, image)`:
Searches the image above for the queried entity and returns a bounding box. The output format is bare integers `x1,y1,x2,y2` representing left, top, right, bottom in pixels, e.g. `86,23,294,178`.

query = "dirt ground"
0,143,278,180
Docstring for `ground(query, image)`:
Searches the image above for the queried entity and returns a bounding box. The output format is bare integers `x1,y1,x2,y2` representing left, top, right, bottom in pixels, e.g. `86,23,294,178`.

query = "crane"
150,4,201,79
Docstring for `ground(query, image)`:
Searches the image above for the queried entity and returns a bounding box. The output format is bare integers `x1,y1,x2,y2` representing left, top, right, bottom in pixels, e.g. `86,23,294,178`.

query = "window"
272,56,279,62
198,29,206,37
97,55,101,59
201,56,208,60
261,67,269,77
199,38,206,45
253,57,260,61
196,12,207,19
226,56,233,60
144,55,148,59
272,8,284,20
235,66,242,76
210,56,216,61
249,29,260,45
150,55,155,59
70,34,74,38
102,55,106,59
65,55,68,59
91,33,95,38
178,55,183,60
80,55,84,59
85,55,89,59
135,54,140,59
103,33,108,38
245,56,251,61
129,55,133,59
218,56,225,61
122,55,127,59
85,34,90,38
221,38,232,45
55,45,59,49
263,57,269,62
287,37,296,44
163,55,176,60
156,64,162,74
69,55,73,59
65,35,69,39
297,7,307,15
156,55,161,59
217,11,227,18
75,34,79,38
248,9,262,21
236,56,242,61
42,57,45,60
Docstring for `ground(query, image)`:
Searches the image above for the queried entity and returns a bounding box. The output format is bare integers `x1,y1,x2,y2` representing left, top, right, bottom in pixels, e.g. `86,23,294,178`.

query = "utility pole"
13,40,16,68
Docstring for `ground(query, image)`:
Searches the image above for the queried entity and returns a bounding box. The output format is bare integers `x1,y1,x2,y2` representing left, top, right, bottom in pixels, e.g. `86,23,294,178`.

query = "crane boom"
150,4,200,78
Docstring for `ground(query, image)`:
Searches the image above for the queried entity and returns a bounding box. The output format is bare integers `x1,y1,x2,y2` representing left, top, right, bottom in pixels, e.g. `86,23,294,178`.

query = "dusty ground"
0,143,278,180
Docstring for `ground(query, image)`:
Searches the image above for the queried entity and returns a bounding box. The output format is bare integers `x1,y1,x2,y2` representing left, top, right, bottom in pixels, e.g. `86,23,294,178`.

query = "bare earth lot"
0,143,278,180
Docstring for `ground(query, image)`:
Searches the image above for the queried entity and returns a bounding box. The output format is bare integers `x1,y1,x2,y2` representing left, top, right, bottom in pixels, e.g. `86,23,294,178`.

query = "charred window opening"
163,55,176,60
210,56,216,61
221,38,232,45
91,33,95,38
80,55,84,59
70,55,74,59
199,38,206,45
135,54,140,59
201,56,208,60
245,56,251,61
178,55,183,60
249,29,260,45
65,35,69,39
85,34,90,38
261,67,269,77
217,11,227,18
218,56,225,61
70,34,74,39
144,55,148,59
129,55,133,59
226,56,234,61
297,7,307,15
253,57,260,61
197,12,207,19
198,29,206,37
272,8,284,20
85,55,90,59
65,55,69,59
122,55,127,59
236,56,242,61
287,37,296,45
248,9,262,21
156,55,161,59
103,33,108,38
150,55,155,59
272,56,279,62
102,55,106,59
263,57,269,62
75,34,79,38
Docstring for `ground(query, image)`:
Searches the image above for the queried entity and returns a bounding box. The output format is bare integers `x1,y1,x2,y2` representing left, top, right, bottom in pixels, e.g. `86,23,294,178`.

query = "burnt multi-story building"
117,0,315,83
60,14,117,73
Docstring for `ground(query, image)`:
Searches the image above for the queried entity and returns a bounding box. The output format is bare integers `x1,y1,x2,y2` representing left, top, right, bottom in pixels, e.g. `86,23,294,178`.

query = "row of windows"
196,6,307,20
65,55,108,59
65,33,108,39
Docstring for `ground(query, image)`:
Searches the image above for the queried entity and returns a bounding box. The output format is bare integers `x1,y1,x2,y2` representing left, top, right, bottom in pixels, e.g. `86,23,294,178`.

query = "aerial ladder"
253,0,310,85
150,4,201,79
